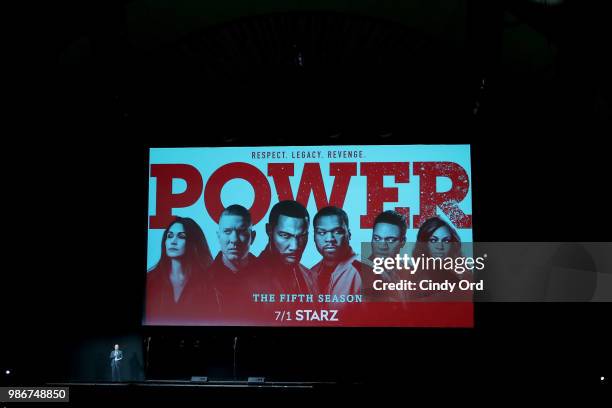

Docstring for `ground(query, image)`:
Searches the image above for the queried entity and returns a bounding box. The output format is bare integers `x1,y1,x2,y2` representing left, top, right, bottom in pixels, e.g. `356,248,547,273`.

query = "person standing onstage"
311,206,363,297
110,344,123,382
208,205,258,313
256,200,317,294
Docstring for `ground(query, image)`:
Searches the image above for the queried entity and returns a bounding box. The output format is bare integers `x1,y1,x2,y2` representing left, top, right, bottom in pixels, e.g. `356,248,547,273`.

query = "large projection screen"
145,145,473,327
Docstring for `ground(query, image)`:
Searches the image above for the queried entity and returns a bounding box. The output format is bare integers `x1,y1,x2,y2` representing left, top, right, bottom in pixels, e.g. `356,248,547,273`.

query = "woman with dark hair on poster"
145,217,219,324
412,216,471,301
413,216,462,260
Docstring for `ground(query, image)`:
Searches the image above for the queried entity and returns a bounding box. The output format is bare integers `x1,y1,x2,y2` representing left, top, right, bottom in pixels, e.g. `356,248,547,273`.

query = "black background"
3,0,610,391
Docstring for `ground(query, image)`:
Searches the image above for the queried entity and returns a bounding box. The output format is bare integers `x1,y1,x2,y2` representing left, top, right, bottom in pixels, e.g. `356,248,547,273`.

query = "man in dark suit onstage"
110,344,123,382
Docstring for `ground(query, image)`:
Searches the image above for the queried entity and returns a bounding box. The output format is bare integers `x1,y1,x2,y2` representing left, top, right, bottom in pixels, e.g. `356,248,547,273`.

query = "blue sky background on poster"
147,145,472,270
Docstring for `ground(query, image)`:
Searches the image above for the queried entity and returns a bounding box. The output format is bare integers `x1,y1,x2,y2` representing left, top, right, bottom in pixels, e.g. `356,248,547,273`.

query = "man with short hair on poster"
209,204,257,313
364,210,410,301
110,344,123,382
311,206,363,297
256,200,317,294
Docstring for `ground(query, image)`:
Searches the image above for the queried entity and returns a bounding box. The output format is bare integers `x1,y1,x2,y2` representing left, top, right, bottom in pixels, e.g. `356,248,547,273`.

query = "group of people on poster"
145,200,469,324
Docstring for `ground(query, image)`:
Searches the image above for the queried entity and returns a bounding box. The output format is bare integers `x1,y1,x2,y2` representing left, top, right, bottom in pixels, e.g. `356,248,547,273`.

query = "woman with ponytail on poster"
145,217,219,324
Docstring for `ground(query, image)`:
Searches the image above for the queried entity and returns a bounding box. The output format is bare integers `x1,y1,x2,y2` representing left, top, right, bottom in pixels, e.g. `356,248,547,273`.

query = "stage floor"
43,380,355,406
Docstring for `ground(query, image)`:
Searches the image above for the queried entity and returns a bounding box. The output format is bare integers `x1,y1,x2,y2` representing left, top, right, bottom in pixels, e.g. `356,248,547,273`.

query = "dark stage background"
2,0,610,390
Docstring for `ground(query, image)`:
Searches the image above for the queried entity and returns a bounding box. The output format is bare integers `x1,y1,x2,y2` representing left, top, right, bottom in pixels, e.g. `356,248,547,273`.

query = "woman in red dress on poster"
145,217,219,324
